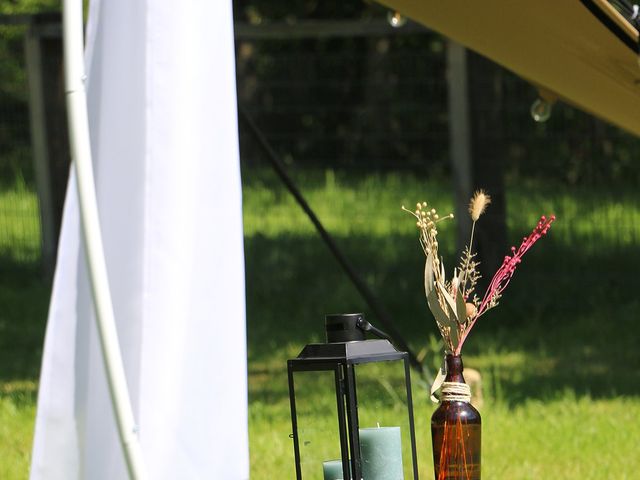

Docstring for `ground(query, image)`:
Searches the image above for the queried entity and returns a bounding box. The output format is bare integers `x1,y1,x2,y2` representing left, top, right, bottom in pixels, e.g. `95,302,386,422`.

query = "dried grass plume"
468,190,491,222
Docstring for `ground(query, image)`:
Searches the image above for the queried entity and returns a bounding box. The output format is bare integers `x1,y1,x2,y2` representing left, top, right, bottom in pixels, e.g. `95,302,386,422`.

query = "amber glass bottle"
431,354,481,480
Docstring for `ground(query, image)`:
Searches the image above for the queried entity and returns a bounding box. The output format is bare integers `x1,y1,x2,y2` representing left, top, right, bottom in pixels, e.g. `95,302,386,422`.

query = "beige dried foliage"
468,190,491,222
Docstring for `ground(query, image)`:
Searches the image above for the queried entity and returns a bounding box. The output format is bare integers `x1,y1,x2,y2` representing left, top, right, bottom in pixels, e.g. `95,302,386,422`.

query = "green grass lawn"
0,180,47,480
2,168,640,478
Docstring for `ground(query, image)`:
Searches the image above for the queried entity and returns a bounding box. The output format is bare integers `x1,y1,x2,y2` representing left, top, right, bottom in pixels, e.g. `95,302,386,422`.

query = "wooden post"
447,40,473,253
25,23,56,277
24,17,69,279
467,51,507,282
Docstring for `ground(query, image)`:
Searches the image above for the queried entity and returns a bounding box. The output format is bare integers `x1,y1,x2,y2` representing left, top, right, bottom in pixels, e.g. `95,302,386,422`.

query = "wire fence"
236,21,640,187
235,20,640,259
236,29,450,172
1,17,640,271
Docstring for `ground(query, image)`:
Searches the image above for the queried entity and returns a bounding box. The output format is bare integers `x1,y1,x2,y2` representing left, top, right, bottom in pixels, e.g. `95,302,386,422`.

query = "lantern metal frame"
288,334,419,480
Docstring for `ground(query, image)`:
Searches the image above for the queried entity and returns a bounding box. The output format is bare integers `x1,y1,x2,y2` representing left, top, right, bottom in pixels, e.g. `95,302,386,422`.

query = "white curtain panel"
30,0,249,478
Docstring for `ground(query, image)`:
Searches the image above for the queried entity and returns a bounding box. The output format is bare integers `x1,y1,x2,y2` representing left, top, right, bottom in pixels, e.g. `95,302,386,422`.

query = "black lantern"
287,313,419,480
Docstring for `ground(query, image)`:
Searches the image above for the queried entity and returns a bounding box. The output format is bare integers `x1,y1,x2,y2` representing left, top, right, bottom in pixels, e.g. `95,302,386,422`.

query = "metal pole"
62,1,146,477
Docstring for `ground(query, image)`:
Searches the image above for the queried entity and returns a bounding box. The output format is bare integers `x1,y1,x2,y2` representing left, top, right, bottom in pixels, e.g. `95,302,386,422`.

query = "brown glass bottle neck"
444,354,465,383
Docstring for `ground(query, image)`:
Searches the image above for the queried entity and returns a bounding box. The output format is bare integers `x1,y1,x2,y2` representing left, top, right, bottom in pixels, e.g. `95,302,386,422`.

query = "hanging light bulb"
530,88,557,123
530,98,552,122
387,11,407,28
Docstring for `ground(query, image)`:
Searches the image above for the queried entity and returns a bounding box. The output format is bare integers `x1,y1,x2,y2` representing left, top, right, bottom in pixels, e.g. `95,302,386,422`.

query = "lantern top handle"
325,313,391,343
289,313,404,366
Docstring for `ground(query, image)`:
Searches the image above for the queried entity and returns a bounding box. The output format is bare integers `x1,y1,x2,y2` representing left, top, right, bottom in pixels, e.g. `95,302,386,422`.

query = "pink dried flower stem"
455,215,555,355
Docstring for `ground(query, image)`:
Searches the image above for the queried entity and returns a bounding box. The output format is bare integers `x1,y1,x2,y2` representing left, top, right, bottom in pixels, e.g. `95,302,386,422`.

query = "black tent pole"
238,106,425,375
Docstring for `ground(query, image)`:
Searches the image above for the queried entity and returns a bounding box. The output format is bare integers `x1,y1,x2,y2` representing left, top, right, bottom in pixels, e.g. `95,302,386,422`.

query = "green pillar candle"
323,459,347,480
359,426,403,480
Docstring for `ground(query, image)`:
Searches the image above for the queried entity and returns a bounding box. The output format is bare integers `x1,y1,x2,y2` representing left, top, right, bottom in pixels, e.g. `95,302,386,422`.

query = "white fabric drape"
30,0,249,478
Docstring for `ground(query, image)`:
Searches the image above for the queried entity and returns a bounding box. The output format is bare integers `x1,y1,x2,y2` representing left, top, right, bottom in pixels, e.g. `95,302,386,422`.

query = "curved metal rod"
62,1,147,477
239,107,426,376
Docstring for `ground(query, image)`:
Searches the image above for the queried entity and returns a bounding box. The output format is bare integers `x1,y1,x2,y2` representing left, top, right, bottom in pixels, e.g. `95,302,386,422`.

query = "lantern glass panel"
354,359,416,480
292,369,346,480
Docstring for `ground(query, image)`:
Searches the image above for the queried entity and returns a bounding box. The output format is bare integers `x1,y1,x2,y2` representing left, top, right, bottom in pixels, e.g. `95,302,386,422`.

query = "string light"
530,88,557,123
386,11,407,28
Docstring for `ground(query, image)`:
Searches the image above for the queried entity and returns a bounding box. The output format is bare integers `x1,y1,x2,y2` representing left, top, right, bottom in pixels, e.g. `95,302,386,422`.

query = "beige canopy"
378,0,640,136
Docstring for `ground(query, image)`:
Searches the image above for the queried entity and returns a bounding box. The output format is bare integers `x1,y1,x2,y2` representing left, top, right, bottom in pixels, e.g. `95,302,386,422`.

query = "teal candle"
359,426,403,480
323,459,348,480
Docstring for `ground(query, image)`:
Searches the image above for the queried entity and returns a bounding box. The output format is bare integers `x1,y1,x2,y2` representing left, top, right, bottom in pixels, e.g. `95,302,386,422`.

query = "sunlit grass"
2,169,640,478
242,169,454,239
243,168,640,250
249,383,640,480
0,394,35,480
0,178,41,263
244,168,640,479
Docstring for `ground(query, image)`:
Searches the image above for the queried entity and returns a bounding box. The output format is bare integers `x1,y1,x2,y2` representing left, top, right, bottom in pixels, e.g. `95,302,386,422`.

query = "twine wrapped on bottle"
440,382,471,403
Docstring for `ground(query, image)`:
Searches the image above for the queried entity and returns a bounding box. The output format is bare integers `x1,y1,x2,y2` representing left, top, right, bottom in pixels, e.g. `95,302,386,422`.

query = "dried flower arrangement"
402,191,555,358
404,191,554,480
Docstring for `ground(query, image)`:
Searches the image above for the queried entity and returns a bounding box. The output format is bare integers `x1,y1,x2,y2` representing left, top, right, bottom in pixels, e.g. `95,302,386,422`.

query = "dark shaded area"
245,224,640,406
0,261,49,387
39,33,69,238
